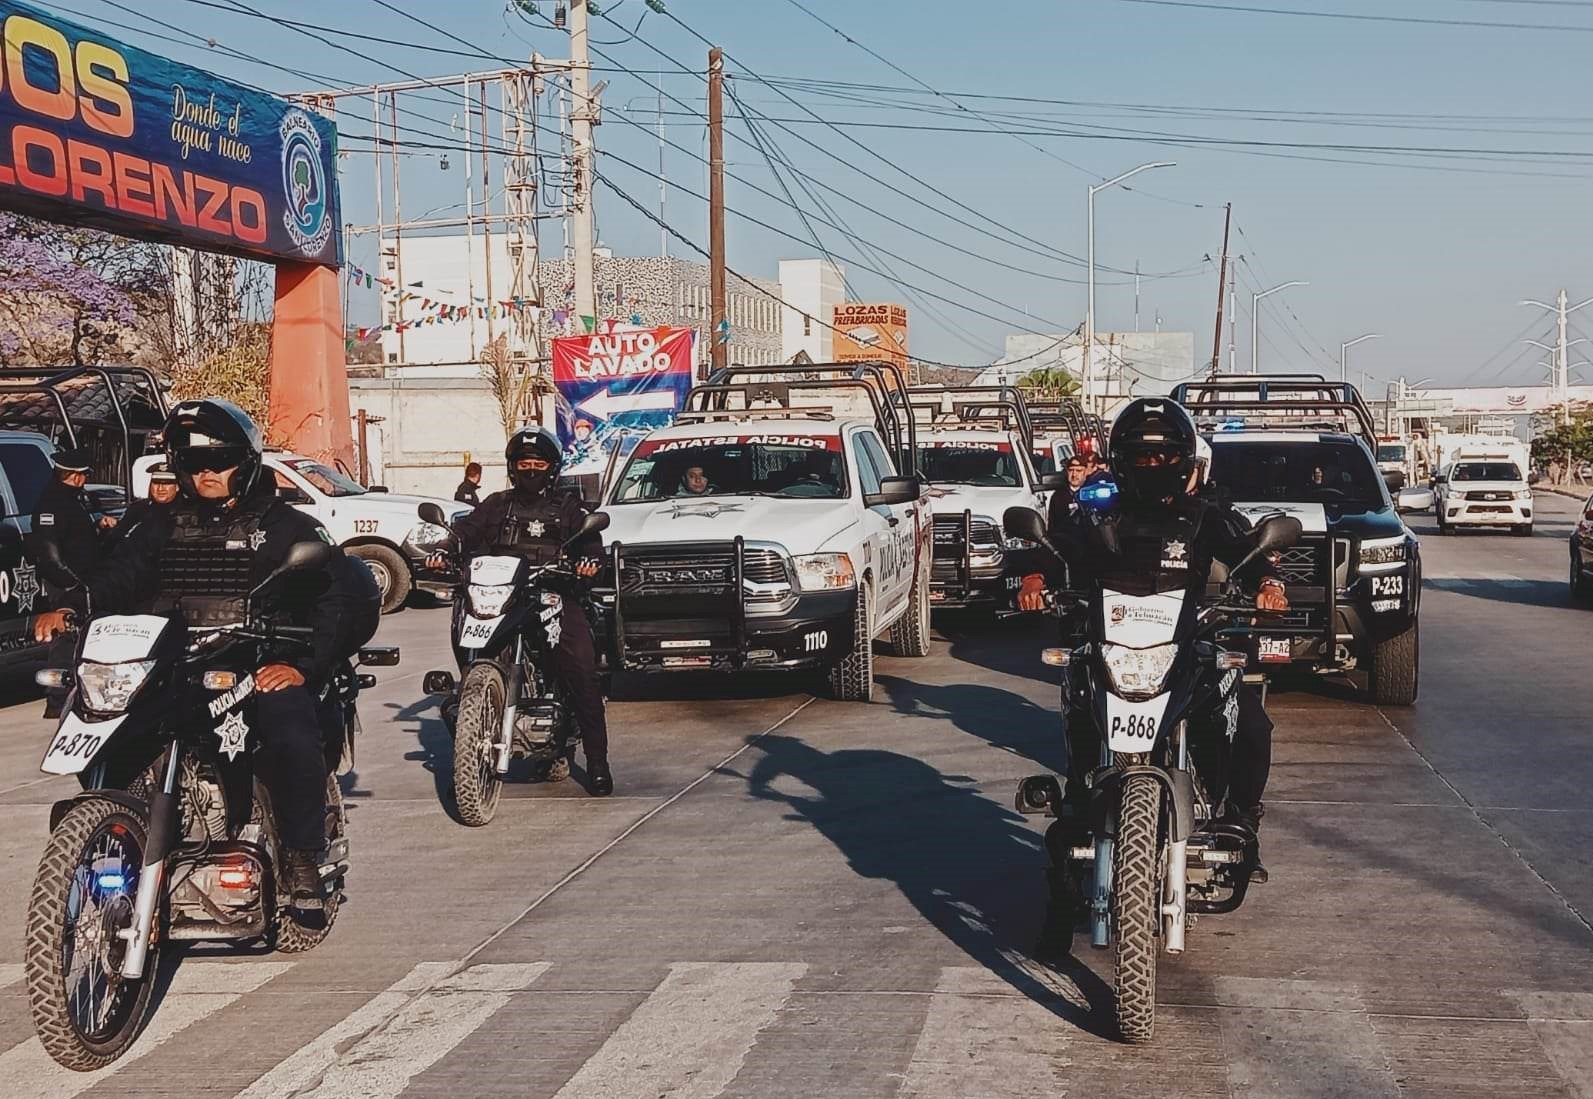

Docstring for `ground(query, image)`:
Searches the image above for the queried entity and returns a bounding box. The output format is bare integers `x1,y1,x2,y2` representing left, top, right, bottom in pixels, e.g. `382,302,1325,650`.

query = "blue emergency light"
1078,480,1119,511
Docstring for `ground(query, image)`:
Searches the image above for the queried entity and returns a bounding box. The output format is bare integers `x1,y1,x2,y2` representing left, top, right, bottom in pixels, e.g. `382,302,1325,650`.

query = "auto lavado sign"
0,0,339,265
553,325,695,476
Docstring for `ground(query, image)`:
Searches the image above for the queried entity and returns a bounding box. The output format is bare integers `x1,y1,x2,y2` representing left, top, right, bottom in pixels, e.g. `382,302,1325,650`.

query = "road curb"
1539,486,1588,501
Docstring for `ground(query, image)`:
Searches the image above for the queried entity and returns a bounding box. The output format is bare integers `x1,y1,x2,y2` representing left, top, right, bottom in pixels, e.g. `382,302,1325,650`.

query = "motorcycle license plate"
41,713,127,775
1105,694,1170,753
1257,636,1291,663
459,614,504,649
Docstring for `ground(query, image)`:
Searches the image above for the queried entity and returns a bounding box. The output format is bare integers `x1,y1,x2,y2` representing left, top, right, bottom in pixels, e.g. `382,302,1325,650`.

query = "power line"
1108,0,1593,34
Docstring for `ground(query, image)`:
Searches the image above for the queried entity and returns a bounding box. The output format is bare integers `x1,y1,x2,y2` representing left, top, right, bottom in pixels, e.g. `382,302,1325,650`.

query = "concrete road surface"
0,493,1590,1098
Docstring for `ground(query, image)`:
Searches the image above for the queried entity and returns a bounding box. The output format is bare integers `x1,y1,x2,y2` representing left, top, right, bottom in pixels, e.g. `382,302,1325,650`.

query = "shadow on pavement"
876,673,1068,775
742,733,1116,1038
931,609,1057,685
608,670,809,704
1424,578,1571,610
390,694,464,822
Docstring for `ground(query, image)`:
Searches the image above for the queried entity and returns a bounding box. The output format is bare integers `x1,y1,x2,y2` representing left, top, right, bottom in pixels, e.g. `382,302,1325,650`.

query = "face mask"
512,467,553,495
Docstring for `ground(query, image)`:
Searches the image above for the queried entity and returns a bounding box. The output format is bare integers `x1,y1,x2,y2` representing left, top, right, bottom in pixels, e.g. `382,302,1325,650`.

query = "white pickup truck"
135,451,470,612
1433,442,1534,536
594,364,933,701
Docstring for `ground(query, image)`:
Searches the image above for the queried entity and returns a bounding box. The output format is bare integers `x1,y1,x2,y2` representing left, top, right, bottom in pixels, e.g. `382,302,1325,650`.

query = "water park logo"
280,110,330,257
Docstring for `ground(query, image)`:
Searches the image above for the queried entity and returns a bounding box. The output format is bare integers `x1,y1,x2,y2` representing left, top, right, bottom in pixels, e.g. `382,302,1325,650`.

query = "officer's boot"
1223,802,1268,884
281,848,326,910
586,759,613,797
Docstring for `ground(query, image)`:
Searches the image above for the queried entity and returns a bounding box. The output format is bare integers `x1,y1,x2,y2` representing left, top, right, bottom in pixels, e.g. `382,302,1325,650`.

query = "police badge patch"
1161,538,1188,571
527,519,546,538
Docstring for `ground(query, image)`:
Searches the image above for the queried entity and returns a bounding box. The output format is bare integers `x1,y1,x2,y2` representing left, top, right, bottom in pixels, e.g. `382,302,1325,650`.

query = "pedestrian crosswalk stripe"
1512,991,1593,1098
231,963,457,1099
552,961,807,1099
1217,977,1399,1098
0,964,22,991
1,961,292,1099
275,963,550,1099
896,966,1066,1098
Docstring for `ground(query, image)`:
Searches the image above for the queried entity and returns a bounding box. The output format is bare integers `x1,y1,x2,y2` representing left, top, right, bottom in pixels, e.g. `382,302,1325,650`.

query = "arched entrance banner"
0,0,352,461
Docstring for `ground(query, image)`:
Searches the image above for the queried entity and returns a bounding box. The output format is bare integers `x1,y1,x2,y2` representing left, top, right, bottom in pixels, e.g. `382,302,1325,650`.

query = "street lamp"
1085,161,1174,414
1339,333,1380,383
1250,281,1308,374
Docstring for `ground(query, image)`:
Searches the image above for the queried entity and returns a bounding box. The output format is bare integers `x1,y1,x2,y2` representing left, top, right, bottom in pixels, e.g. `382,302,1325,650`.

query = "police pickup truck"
899,386,1050,609
594,362,932,701
1173,376,1421,706
135,450,469,613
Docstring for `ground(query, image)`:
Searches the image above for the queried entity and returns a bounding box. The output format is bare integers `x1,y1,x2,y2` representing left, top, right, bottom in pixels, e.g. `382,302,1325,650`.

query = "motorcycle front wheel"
25,797,157,1071
1112,774,1163,1044
453,663,507,826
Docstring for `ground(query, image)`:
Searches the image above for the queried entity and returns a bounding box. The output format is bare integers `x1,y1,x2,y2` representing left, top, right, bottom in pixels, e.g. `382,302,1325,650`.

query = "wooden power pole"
708,46,727,378
1209,202,1232,378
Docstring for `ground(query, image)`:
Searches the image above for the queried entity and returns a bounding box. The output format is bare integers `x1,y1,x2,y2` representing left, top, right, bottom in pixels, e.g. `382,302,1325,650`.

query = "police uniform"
29,449,109,716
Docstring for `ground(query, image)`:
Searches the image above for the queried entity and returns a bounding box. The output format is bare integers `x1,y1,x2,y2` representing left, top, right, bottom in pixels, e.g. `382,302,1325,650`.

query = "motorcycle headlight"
468,584,515,618
405,520,451,550
1100,643,1176,701
1358,535,1407,574
793,553,855,592
76,659,156,713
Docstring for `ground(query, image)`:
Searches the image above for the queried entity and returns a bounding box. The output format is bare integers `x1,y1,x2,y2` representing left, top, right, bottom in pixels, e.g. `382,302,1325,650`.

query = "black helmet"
1109,398,1198,505
505,427,562,495
164,399,264,501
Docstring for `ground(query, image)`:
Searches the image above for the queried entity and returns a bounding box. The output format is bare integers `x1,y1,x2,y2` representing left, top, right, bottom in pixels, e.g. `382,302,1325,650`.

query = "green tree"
1019,366,1080,399
1531,403,1593,478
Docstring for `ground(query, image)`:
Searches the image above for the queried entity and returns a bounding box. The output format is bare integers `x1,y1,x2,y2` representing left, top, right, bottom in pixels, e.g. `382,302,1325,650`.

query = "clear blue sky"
65,0,1593,390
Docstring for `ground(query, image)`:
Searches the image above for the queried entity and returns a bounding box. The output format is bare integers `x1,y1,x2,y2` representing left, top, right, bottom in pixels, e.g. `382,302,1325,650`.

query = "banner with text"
0,0,340,265
553,325,695,476
833,302,908,372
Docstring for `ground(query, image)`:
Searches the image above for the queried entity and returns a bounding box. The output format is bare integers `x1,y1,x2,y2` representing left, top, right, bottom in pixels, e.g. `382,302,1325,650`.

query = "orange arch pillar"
269,261,353,467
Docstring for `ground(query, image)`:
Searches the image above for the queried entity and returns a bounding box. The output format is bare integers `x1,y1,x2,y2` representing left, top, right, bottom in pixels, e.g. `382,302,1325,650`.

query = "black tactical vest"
152,508,262,628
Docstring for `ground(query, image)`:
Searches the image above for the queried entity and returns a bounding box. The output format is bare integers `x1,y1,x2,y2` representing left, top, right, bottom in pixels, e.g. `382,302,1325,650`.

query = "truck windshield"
612,436,849,502
1211,441,1385,505
285,459,366,497
1452,462,1522,482
916,442,1021,487
1377,444,1406,463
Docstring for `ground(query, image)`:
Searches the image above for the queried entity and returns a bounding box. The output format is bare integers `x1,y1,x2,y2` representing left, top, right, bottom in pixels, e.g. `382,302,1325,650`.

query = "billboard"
0,0,340,265
833,302,908,370
552,325,695,476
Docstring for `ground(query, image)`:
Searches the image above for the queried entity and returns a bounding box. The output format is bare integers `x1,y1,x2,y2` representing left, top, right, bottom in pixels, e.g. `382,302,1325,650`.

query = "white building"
778,258,847,362
974,331,1195,409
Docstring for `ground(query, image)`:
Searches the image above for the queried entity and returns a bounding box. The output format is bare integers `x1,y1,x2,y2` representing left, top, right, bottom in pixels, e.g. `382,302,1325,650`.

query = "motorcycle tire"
1113,774,1163,1044
272,775,346,954
454,663,507,826
25,797,157,1071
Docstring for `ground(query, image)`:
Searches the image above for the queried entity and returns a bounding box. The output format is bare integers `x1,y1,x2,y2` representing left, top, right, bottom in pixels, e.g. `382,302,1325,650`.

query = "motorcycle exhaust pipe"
1090,835,1113,949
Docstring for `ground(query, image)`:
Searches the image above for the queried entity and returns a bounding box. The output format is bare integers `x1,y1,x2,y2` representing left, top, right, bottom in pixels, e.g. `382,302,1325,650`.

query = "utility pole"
658,87,667,258
1134,261,1140,333
1227,261,1238,373
708,46,727,376
1523,288,1593,427
1209,202,1231,377
570,0,597,329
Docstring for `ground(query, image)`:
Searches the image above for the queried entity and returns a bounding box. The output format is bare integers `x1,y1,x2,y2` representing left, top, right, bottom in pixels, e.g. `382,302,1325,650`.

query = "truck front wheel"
827,586,874,702
349,544,411,614
1368,620,1419,706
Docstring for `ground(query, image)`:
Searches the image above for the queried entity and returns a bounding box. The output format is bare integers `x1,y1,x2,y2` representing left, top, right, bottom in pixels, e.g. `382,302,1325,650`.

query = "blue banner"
0,1,339,265
552,326,696,477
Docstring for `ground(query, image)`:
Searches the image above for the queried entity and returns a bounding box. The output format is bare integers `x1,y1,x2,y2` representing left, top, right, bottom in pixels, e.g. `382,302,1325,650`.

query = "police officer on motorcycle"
429,428,613,796
34,399,380,908
1015,399,1286,952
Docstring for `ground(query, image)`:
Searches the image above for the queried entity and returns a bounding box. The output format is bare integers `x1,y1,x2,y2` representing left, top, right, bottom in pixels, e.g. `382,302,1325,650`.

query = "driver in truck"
1014,399,1286,955
428,428,613,796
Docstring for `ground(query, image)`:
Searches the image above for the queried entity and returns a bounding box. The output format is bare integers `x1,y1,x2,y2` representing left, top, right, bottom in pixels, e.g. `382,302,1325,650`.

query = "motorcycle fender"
1090,765,1196,844
49,788,149,832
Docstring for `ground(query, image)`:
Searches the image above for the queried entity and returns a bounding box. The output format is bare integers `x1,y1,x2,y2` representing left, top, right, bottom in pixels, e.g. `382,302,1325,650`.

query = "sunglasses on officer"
171,446,248,474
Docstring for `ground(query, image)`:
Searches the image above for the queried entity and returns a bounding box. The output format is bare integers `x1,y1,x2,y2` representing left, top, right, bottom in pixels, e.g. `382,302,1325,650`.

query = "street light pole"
1340,333,1380,383
1250,280,1308,374
1085,161,1174,415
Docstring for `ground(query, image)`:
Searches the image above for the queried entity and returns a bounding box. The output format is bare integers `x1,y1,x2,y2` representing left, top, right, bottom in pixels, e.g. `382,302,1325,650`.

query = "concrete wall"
349,376,513,498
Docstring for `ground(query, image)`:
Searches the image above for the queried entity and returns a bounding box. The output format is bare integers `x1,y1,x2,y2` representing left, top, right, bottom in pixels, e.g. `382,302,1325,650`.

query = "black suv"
1173,376,1421,705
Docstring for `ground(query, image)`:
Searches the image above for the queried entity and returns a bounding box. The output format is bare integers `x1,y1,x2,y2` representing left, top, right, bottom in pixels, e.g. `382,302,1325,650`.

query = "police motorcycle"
417,502,609,826
22,540,399,1072
1003,503,1300,1044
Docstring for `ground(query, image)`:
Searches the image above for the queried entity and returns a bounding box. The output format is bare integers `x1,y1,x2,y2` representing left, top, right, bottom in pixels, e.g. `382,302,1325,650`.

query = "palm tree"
1019,366,1079,399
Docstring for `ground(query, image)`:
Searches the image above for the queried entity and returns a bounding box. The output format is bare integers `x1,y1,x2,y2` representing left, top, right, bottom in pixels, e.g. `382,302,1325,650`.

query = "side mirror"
250,539,336,599
1253,514,1303,553
277,484,311,505
1038,471,1070,492
569,511,610,543
863,475,921,508
368,485,389,493
418,502,449,527
1002,505,1047,545
1432,474,1447,485
1381,470,1405,492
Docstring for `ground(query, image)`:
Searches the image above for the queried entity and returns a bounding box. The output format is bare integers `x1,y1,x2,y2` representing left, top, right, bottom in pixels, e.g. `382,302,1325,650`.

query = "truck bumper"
1441,499,1532,526
598,589,857,672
